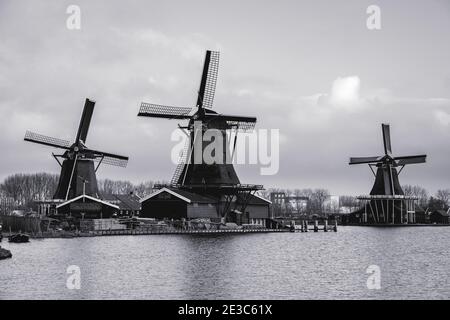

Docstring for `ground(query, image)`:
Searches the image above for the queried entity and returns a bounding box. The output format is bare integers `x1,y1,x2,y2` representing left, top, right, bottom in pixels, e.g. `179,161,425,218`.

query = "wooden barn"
140,188,218,220
140,187,272,225
245,194,272,226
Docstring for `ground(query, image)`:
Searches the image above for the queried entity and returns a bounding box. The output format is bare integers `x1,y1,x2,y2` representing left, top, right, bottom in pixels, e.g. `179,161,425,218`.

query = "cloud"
329,76,361,107
434,110,450,126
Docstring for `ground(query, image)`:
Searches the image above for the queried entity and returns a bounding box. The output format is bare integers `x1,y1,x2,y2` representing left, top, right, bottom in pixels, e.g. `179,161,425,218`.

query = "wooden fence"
0,215,42,234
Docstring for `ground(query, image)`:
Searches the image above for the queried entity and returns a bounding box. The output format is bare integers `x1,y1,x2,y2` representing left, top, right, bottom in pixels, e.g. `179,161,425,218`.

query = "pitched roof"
56,195,119,209
247,194,272,205
102,193,141,211
140,187,217,204
169,188,218,203
433,210,450,217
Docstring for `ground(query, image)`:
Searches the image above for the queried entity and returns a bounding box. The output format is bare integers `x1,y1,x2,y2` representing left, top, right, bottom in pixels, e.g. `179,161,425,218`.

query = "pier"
289,220,338,232
89,228,288,237
2,223,337,239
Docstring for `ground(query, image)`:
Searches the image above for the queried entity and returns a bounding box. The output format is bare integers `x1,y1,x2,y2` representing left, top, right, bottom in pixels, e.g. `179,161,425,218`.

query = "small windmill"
349,123,426,224
24,98,129,200
138,50,257,188
349,123,426,195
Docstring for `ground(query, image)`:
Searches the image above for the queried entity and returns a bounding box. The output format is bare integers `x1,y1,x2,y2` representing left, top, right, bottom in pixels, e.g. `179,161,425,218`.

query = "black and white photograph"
0,0,450,307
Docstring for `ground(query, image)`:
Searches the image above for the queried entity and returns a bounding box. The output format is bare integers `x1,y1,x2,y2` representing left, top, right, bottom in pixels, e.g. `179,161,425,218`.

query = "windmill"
349,123,426,224
24,98,129,201
138,50,262,220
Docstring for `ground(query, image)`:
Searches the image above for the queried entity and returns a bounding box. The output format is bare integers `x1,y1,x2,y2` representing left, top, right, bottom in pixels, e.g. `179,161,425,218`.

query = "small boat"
0,247,12,260
8,233,30,243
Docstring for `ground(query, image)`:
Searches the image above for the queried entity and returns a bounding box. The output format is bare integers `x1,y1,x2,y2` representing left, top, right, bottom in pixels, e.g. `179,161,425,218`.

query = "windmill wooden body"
138,51,263,221
349,124,426,224
24,99,129,201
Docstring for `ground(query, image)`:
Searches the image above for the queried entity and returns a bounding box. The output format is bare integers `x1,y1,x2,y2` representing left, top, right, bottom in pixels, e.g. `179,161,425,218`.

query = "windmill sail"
349,156,381,165
382,123,392,155
24,131,71,149
197,50,219,109
75,98,95,143
171,138,190,185
395,155,426,165
138,103,193,119
89,149,129,167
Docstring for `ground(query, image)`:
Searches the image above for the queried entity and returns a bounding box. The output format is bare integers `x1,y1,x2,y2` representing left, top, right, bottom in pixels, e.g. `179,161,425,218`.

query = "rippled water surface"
1,226,449,299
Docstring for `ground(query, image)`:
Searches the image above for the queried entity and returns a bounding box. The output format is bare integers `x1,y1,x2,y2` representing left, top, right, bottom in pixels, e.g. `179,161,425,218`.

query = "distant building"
414,207,429,224
270,192,308,217
35,199,63,217
430,210,450,224
0,196,20,215
35,193,141,219
102,193,141,216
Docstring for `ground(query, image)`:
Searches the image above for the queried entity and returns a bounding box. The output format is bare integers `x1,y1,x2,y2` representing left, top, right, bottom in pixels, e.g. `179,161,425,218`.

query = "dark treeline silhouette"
259,184,450,216
1,174,449,214
97,178,168,198
0,173,168,210
0,173,59,207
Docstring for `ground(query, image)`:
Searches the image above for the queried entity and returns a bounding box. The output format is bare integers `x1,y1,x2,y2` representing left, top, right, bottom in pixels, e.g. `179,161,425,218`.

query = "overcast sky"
0,0,449,196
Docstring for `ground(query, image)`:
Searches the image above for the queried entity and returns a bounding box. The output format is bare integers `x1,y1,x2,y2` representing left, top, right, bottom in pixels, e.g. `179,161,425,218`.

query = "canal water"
1,226,449,299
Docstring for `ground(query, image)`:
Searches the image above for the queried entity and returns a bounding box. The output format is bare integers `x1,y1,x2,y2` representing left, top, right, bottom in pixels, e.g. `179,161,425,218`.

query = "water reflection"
1,227,449,299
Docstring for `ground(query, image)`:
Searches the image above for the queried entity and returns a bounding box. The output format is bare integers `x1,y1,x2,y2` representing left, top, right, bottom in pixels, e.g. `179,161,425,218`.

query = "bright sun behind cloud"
330,76,361,106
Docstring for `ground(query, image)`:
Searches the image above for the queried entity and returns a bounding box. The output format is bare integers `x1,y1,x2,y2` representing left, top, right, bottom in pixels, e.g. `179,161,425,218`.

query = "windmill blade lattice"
198,51,219,109
138,103,193,119
75,98,95,143
382,124,392,155
24,131,72,149
395,155,426,166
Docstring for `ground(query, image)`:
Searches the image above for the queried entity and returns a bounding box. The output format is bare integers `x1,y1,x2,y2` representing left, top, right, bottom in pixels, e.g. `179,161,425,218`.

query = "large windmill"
24,98,129,201
349,123,426,224
138,50,263,219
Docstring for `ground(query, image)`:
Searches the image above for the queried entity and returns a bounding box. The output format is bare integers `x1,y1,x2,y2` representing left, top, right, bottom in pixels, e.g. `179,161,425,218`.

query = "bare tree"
402,185,429,208
1,173,59,207
339,195,359,213
435,189,450,209
310,188,330,215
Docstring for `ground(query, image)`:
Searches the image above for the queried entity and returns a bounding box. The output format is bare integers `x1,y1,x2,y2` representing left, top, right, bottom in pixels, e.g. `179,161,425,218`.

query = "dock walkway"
90,228,287,236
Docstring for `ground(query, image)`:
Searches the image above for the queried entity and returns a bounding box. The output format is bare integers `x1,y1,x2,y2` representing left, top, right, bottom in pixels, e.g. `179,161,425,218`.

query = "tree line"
259,185,450,216
1,173,449,214
0,173,167,210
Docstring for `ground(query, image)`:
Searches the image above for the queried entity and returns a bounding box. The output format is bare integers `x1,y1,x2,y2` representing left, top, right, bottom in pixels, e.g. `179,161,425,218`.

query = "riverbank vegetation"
0,173,449,215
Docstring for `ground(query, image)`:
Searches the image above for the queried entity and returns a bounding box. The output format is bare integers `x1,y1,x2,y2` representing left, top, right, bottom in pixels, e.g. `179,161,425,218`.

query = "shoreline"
2,228,290,239
343,223,450,227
